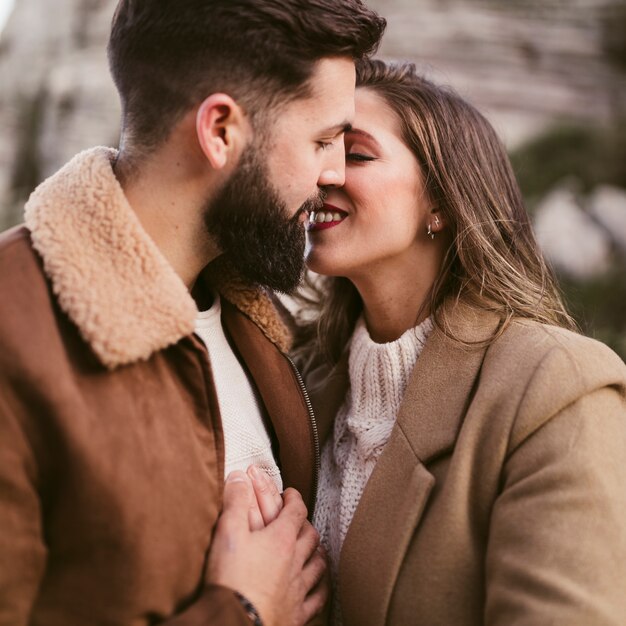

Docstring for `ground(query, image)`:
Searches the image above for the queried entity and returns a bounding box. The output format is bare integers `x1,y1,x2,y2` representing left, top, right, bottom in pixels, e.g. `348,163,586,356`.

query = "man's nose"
318,147,346,188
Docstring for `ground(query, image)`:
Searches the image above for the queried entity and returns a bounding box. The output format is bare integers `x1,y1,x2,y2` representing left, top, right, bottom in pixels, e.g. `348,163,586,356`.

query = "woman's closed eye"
346,152,376,162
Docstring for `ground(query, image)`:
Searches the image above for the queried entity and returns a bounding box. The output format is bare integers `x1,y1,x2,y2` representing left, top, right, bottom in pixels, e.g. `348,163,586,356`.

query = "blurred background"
0,0,625,358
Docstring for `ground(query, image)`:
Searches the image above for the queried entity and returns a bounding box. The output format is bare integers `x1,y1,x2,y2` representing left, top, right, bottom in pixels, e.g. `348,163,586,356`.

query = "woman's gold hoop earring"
427,224,435,240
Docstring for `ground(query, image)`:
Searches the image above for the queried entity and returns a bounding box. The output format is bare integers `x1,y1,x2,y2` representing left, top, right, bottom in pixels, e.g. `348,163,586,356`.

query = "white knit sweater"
195,295,283,491
313,315,433,625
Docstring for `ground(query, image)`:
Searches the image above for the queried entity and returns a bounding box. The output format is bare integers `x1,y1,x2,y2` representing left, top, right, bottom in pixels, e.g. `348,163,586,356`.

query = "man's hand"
207,471,328,626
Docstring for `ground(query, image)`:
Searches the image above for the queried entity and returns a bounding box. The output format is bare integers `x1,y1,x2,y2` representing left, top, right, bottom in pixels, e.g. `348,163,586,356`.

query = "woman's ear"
196,93,248,170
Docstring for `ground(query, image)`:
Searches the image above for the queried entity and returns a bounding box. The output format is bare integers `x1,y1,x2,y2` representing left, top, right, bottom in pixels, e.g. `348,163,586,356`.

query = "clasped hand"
207,467,329,626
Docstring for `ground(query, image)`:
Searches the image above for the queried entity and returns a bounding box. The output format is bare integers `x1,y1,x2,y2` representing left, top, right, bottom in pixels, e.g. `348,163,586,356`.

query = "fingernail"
226,470,247,484
249,466,264,484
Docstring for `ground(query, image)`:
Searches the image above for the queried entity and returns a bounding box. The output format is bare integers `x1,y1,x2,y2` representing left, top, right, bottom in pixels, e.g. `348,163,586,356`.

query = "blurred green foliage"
560,268,626,361
510,119,626,210
510,120,626,362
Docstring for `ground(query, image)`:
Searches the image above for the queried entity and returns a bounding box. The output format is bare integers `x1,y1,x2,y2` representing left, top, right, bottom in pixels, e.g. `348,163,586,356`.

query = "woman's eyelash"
346,153,375,162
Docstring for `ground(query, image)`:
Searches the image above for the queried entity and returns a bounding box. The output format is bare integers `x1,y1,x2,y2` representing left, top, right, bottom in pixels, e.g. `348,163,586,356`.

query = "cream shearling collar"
24,147,291,369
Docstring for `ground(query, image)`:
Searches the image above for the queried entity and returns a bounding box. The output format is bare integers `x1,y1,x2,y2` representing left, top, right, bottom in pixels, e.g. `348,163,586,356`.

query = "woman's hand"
247,465,284,529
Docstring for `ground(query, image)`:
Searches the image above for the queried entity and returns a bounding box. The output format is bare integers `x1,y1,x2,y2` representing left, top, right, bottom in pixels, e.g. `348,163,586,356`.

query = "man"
0,1,385,624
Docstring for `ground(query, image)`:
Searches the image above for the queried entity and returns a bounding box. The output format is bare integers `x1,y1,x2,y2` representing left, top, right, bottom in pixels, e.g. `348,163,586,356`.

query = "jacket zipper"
285,354,320,517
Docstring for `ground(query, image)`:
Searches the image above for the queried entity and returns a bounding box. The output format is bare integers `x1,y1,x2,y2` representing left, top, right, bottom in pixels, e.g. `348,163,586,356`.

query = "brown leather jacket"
0,148,319,626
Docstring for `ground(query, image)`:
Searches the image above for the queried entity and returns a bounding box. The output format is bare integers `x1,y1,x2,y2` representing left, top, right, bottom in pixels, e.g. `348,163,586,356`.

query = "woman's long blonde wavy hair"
295,59,576,365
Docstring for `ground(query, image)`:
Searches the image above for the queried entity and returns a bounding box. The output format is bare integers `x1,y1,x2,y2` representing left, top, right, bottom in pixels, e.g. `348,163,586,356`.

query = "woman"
295,59,626,626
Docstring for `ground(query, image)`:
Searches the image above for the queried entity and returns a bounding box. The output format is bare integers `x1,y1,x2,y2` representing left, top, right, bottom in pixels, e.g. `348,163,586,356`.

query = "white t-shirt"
194,295,283,491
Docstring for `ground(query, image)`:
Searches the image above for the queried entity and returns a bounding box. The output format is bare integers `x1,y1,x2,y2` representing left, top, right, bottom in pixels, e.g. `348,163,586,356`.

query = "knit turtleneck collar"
332,315,434,467
347,315,434,428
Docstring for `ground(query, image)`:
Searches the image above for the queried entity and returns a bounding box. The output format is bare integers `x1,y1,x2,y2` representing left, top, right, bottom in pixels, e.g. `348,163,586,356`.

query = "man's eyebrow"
321,121,353,136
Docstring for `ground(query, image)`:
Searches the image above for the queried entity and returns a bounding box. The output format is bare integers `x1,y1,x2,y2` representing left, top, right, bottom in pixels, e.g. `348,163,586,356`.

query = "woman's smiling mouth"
307,204,348,231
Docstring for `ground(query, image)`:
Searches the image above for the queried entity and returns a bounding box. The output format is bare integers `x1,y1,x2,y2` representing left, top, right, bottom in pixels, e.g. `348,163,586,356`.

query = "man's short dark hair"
107,0,385,154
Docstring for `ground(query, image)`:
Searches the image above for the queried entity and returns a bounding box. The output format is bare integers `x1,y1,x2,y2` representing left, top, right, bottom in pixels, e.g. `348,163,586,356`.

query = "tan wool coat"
305,302,626,626
0,147,319,626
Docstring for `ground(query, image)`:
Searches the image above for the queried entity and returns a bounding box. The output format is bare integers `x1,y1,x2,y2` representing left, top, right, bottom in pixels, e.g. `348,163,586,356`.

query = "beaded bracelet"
234,591,264,626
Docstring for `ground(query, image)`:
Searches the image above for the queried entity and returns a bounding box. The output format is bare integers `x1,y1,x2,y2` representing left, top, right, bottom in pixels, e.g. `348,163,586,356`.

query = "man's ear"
196,93,248,170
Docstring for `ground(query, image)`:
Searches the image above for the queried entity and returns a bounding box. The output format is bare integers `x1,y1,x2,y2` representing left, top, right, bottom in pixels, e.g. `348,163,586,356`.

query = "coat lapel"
338,427,435,626
338,302,501,626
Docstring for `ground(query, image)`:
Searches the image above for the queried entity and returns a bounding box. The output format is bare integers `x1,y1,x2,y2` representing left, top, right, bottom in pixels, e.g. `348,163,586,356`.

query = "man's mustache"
293,188,327,222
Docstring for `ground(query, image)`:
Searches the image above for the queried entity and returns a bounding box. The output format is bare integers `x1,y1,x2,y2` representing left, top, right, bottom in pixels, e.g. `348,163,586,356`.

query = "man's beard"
204,146,325,294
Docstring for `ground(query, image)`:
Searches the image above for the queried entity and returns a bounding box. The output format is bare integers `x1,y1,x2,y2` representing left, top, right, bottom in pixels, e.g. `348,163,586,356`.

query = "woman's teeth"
309,211,344,223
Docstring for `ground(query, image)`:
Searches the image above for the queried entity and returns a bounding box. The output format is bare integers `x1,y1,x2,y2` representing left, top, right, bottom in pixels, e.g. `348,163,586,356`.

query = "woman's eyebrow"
346,128,381,147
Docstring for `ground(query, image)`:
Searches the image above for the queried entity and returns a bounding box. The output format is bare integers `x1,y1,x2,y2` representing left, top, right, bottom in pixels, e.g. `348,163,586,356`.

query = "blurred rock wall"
0,0,119,229
373,0,626,146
